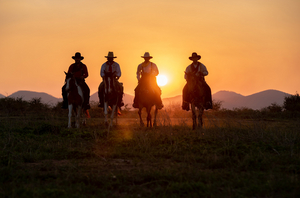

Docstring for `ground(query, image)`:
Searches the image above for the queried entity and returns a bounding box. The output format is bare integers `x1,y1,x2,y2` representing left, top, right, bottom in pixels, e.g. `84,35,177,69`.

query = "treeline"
1,93,300,119
212,93,300,119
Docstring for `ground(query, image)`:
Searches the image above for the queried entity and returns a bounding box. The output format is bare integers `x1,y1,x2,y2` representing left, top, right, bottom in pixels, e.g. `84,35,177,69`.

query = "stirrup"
182,101,189,111
157,103,164,110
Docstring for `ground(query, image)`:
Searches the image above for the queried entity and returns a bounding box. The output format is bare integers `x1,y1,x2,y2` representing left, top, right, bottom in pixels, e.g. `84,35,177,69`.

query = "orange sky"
1,0,300,99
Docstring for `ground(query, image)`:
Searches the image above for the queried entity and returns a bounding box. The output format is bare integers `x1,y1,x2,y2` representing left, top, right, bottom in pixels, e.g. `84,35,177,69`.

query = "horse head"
64,71,76,92
103,71,118,101
138,73,157,108
185,72,204,100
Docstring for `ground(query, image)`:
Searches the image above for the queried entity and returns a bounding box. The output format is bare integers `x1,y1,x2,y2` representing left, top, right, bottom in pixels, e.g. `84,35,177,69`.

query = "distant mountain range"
2,89,291,110
4,91,63,105
213,90,290,109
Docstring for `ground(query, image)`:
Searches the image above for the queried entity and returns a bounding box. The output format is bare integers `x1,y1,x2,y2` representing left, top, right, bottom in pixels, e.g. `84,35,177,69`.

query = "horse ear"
64,71,67,75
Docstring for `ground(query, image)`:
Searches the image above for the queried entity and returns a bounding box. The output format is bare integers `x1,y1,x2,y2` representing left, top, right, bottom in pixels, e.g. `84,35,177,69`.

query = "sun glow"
156,74,168,86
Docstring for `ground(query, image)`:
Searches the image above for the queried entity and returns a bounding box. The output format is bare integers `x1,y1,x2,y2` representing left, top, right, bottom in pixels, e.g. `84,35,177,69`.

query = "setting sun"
157,74,168,86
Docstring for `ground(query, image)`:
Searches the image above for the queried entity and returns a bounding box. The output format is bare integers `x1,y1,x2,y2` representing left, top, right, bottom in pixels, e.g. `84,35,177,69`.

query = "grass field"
0,100,299,197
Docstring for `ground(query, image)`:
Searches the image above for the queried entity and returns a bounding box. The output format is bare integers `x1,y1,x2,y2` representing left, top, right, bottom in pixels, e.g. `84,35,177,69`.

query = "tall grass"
0,98,299,197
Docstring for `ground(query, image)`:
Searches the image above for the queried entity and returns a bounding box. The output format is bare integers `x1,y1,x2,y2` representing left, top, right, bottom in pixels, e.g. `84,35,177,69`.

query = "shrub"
212,100,222,111
283,93,300,112
262,103,283,113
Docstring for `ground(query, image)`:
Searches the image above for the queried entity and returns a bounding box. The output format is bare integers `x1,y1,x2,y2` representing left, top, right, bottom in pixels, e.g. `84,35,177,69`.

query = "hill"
8,90,62,106
0,94,5,98
213,89,291,110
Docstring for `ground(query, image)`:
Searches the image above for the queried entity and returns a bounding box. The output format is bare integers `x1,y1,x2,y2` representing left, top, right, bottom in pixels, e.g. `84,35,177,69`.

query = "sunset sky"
1,0,299,99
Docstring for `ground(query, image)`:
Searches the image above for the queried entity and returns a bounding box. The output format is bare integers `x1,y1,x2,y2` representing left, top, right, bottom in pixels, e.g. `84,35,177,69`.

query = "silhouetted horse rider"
98,52,124,108
182,52,212,111
133,52,163,109
62,52,90,110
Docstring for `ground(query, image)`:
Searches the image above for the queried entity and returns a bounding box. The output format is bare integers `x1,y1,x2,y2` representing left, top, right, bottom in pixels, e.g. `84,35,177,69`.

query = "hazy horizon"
2,88,292,99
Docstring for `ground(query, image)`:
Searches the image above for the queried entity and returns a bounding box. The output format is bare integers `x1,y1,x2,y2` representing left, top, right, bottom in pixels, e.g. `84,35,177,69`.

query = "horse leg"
76,106,81,128
104,102,109,126
138,108,144,127
147,107,152,128
198,107,204,128
110,104,117,127
115,99,118,126
82,109,87,126
191,104,197,130
68,104,73,128
153,106,158,127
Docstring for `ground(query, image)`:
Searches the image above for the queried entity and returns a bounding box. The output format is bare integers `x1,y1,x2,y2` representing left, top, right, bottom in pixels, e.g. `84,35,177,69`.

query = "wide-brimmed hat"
141,52,153,59
72,52,84,60
189,52,201,60
105,52,117,58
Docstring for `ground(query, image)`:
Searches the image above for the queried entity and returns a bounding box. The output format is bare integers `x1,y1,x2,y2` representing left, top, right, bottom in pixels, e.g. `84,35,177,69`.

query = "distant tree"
283,93,300,112
212,100,222,111
266,103,283,113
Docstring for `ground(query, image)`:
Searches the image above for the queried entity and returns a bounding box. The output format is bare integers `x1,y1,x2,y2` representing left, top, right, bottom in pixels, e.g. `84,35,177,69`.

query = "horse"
137,74,159,127
64,72,87,128
185,72,205,130
102,71,119,128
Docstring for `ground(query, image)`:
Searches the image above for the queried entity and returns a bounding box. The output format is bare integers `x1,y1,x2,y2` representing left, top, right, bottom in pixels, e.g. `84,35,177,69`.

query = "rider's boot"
182,85,190,111
98,83,104,108
132,91,139,108
182,101,190,111
156,96,164,110
62,100,68,109
132,97,139,108
118,93,124,108
85,103,91,110
61,86,68,109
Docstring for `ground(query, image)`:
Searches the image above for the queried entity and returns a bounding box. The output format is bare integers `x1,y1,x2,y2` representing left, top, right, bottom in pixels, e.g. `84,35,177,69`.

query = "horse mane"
65,72,83,106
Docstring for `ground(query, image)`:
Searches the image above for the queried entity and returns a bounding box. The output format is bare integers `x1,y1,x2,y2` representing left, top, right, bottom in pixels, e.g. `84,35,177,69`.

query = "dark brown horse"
64,72,87,128
137,74,159,127
185,72,205,129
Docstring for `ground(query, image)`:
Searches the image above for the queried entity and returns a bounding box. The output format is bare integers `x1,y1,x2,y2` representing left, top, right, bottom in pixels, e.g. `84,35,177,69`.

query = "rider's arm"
67,64,73,73
115,62,121,78
136,64,142,81
200,63,208,76
184,65,191,80
151,63,159,76
82,64,88,78
100,63,106,78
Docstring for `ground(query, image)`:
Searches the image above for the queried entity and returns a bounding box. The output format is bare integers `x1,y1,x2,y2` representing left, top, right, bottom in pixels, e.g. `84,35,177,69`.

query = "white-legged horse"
102,71,119,129
64,72,87,128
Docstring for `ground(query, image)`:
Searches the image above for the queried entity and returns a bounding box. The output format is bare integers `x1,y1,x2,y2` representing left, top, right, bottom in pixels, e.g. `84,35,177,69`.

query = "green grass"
0,101,299,197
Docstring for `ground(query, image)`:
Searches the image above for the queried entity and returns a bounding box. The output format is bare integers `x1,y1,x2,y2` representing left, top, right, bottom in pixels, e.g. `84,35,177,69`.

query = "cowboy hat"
105,51,117,58
189,52,201,60
72,52,84,60
141,52,153,59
